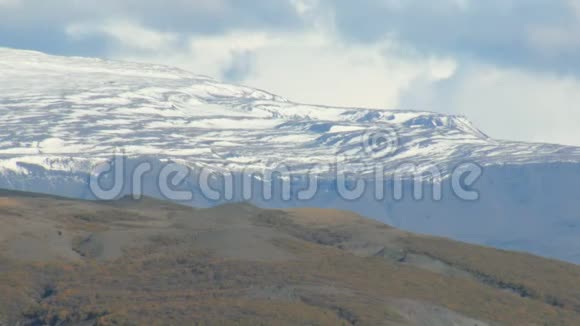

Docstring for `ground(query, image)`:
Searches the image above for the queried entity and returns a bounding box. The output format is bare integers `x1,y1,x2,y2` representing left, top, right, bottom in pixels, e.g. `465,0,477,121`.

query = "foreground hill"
1,48,580,263
0,190,579,325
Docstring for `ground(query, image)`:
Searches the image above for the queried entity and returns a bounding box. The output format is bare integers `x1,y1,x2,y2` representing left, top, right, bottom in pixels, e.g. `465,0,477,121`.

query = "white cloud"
244,34,457,108
451,0,471,10
52,2,580,147
108,27,458,109
0,0,19,7
187,32,269,81
527,25,580,58
291,0,317,15
66,20,178,51
400,63,580,146
190,32,268,61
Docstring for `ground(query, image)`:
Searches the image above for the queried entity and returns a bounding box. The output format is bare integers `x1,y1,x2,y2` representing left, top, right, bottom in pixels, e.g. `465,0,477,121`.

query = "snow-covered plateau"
2,48,580,263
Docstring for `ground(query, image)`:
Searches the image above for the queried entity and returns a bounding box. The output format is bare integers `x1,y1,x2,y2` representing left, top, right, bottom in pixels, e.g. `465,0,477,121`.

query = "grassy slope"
0,191,578,325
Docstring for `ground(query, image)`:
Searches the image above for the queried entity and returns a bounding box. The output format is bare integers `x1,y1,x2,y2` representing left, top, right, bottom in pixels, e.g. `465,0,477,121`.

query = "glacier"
2,48,580,263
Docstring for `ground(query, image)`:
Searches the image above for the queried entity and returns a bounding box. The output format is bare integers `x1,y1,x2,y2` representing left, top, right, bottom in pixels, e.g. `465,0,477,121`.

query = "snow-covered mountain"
2,48,580,263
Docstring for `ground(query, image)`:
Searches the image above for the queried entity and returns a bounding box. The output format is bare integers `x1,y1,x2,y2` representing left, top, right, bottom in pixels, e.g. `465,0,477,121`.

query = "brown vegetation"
0,191,579,325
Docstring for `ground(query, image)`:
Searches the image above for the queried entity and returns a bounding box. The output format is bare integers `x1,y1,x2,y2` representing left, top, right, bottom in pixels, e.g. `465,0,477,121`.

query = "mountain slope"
1,48,579,171
2,48,580,263
1,190,580,325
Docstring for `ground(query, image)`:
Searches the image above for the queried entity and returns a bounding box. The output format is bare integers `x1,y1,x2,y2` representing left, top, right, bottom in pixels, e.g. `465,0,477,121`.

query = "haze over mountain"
2,48,580,263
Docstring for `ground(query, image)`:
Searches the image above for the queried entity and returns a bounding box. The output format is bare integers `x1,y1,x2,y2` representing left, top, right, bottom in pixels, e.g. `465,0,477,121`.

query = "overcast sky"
2,0,580,146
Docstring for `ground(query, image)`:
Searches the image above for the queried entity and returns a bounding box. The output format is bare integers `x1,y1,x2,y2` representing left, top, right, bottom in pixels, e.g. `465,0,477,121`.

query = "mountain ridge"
2,48,580,264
